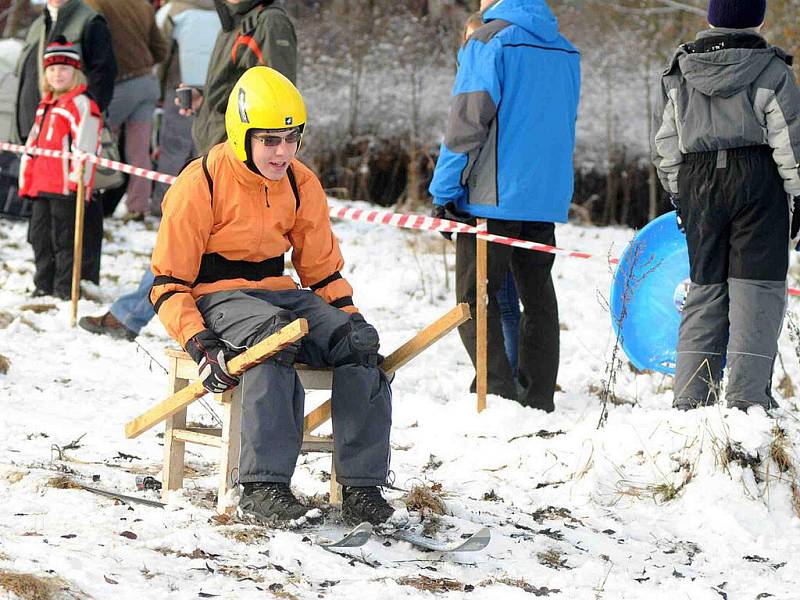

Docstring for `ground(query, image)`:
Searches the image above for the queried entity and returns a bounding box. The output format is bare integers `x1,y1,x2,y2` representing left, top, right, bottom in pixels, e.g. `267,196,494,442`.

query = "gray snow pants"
196,289,392,486
674,146,788,408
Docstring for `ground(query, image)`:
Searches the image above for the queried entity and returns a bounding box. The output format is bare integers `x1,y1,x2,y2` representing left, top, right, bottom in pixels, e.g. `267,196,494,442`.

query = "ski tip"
465,526,491,548
390,525,492,552
318,521,374,549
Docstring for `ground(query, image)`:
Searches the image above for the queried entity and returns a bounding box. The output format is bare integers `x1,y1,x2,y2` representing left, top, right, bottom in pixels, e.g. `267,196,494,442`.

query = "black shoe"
32,287,52,298
239,482,309,523
341,486,394,525
673,396,715,411
78,312,136,341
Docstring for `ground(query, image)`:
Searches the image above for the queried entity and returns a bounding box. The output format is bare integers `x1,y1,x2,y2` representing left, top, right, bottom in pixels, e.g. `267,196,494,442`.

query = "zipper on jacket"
36,105,52,146
258,186,268,255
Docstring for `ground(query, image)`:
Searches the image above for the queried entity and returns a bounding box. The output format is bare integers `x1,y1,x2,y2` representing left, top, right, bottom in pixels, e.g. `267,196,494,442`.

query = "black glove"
431,204,453,240
669,193,685,234
431,202,474,240
791,196,800,246
186,329,240,393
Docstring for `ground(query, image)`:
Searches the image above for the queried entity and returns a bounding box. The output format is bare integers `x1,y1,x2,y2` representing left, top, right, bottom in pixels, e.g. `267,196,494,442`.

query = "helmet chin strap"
243,133,264,176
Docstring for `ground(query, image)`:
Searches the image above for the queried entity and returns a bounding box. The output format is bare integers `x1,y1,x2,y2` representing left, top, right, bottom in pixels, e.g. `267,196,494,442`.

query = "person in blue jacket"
430,0,580,412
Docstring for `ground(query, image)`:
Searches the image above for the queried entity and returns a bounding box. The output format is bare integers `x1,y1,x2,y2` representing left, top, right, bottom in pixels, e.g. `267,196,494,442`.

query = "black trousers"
82,197,103,283
674,146,788,406
681,146,789,285
455,220,559,412
28,195,103,296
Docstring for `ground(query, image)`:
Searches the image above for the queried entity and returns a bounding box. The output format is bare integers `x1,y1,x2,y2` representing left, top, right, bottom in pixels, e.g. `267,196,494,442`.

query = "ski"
389,526,491,553
318,521,373,549
77,483,166,508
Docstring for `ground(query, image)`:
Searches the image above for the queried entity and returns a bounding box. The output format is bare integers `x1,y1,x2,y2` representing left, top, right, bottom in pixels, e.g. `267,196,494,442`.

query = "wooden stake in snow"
476,218,488,413
69,162,86,328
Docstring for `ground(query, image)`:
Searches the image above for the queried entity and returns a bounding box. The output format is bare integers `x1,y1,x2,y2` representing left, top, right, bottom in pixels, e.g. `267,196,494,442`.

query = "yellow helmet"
225,66,307,163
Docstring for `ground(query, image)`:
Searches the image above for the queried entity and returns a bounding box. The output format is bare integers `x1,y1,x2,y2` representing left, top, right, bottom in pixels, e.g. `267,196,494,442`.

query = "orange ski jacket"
150,142,356,347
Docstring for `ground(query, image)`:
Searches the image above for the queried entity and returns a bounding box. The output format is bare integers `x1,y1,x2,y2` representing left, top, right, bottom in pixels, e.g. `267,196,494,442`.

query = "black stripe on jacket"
193,253,284,286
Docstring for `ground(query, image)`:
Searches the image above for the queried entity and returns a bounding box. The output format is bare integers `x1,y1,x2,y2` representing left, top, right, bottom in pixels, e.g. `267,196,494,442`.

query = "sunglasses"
252,129,301,147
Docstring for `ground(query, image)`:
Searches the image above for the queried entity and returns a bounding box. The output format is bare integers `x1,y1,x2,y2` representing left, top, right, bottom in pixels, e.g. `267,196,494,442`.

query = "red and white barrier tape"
0,142,177,185
3,141,798,296
327,205,618,264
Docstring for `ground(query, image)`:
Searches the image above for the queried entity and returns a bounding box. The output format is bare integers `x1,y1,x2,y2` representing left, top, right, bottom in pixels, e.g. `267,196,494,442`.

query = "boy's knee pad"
329,313,380,367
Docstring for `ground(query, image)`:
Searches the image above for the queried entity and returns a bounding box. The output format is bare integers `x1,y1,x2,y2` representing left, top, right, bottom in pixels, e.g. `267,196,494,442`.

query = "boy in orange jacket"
150,67,394,525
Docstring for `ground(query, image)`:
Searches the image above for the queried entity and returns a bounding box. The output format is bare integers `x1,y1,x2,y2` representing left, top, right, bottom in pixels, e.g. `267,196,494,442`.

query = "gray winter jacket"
652,29,800,197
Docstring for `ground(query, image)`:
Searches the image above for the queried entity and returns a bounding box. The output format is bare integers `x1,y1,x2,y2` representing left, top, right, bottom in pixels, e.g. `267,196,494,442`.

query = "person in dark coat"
12,0,116,144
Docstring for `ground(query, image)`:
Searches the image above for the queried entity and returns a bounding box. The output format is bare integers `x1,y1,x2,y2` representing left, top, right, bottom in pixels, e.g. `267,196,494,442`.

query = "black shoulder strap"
176,154,214,206
201,154,213,205
287,165,300,211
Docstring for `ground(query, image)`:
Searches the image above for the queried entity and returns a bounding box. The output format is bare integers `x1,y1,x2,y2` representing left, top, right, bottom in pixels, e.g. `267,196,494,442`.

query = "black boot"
341,486,394,525
673,396,716,411
239,482,309,523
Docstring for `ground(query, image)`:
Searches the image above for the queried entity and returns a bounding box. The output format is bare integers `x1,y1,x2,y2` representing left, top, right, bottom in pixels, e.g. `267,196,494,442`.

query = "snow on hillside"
1,207,800,599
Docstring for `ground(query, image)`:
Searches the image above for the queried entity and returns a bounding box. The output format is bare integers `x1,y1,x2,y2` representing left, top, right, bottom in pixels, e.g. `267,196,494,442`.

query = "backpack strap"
181,154,296,211
175,153,214,205
201,154,214,205
287,165,300,211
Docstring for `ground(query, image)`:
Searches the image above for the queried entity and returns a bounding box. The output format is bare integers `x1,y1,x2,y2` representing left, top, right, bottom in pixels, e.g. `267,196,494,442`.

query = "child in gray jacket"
651,0,800,412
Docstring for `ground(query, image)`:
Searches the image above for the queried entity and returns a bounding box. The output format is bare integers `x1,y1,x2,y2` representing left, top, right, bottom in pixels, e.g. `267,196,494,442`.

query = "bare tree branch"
588,0,704,17
655,0,706,17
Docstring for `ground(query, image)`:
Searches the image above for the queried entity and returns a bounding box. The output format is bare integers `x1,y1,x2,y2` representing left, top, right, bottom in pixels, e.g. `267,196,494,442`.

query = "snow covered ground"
1,205,800,599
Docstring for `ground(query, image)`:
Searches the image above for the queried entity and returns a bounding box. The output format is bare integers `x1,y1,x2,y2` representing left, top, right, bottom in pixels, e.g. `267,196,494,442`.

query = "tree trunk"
347,59,363,138
648,163,658,221
603,64,616,225
406,70,421,207
620,166,632,227
644,57,658,222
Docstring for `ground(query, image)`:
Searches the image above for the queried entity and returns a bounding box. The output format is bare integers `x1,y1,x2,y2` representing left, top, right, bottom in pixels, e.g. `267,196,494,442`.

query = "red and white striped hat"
43,36,82,70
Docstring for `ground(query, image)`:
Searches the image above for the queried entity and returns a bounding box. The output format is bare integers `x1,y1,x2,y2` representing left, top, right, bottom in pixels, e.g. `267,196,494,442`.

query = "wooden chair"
162,350,341,513
125,304,470,515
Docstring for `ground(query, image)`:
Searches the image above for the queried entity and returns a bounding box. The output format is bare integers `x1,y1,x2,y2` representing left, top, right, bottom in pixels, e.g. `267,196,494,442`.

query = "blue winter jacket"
429,0,581,222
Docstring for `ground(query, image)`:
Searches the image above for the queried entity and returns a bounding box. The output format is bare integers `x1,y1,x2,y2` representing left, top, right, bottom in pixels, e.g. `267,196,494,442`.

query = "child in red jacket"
19,37,102,299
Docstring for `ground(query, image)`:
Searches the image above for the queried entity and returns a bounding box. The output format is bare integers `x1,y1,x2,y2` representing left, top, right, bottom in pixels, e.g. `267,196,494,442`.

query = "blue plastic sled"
610,210,689,375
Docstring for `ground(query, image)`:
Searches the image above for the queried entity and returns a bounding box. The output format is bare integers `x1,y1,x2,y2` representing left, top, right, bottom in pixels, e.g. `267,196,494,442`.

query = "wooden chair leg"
329,456,342,507
163,357,189,502
163,409,187,501
217,386,242,515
